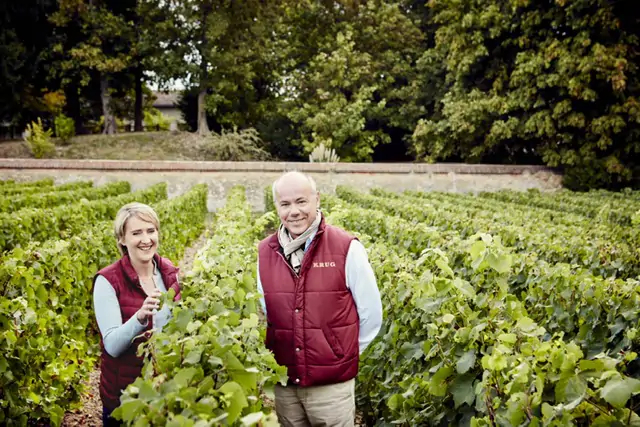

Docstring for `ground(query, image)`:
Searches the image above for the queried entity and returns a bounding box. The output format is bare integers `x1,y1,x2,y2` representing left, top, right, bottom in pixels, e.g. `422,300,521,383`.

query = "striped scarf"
277,211,322,273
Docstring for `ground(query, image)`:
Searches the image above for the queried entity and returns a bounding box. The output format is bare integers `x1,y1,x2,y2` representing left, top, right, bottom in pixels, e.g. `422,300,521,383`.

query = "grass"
0,132,209,161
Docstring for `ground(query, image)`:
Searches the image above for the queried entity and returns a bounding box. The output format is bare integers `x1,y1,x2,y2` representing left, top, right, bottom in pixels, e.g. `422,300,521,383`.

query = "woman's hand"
136,290,162,324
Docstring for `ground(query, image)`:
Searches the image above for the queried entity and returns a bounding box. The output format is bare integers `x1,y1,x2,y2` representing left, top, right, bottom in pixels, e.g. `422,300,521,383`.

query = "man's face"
275,175,320,239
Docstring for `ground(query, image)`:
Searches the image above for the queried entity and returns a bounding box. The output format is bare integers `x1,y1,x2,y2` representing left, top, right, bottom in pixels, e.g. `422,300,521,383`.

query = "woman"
92,202,181,426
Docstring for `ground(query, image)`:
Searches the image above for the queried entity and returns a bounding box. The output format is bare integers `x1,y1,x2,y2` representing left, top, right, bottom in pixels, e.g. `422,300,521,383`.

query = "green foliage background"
2,0,640,188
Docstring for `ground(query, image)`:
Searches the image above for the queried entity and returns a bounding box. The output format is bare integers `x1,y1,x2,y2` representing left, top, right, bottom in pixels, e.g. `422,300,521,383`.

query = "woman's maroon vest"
258,218,360,387
93,253,180,410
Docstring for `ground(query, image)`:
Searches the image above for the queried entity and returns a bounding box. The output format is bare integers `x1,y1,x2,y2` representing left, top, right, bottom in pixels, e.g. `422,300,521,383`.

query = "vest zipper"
276,252,298,277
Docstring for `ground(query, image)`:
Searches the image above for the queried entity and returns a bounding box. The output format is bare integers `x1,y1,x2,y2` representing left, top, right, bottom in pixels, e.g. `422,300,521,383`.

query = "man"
257,171,383,427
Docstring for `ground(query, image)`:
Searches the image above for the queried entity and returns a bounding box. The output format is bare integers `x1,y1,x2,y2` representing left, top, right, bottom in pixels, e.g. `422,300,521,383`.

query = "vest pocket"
269,329,294,366
321,325,345,359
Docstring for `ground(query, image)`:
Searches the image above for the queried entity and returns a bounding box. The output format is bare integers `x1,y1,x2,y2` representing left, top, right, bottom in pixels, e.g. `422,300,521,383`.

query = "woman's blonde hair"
114,202,160,255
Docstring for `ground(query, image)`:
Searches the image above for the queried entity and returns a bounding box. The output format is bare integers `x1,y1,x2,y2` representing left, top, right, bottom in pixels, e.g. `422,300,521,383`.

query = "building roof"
152,91,180,108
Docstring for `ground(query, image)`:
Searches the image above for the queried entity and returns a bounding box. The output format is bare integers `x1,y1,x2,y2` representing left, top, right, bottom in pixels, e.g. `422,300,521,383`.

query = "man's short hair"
272,171,318,205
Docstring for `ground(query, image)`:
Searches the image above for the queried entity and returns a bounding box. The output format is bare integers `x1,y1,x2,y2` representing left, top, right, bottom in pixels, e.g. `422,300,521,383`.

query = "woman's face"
119,215,159,265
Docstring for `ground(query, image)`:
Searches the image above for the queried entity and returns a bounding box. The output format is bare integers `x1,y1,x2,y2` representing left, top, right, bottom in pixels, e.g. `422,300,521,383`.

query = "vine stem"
524,382,535,421
486,393,497,427
585,398,609,416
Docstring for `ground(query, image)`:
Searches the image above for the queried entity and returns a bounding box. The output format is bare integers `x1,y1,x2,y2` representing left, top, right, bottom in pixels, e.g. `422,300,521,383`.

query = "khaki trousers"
274,379,355,427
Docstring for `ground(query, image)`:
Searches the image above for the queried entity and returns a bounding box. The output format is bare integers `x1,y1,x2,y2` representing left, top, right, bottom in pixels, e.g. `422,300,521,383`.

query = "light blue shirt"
257,231,383,354
93,261,173,358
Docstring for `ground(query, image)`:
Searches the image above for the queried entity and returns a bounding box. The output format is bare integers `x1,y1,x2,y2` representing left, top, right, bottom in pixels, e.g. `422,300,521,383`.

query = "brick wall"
0,159,562,212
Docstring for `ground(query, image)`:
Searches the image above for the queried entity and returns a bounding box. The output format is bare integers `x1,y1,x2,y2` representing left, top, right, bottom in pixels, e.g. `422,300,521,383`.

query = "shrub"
54,114,75,144
309,142,340,162
197,127,271,161
143,108,170,131
42,90,66,115
23,118,56,159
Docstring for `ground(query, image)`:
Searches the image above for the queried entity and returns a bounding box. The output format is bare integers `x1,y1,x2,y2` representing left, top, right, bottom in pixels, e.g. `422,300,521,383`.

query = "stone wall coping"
0,158,557,175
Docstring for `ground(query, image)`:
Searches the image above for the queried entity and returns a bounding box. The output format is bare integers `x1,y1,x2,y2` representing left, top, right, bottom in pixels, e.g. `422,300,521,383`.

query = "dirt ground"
60,370,102,427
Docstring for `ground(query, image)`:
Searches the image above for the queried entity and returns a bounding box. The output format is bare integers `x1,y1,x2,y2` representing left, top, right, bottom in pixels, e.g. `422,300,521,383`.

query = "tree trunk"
197,88,209,135
134,64,143,132
196,2,211,136
65,80,83,135
101,74,116,135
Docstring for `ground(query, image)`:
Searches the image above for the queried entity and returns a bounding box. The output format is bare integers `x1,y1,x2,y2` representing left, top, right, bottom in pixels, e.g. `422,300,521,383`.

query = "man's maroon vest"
258,218,360,387
93,253,181,410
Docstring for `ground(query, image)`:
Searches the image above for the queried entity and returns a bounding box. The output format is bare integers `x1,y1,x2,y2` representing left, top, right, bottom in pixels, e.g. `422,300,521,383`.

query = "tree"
275,1,425,162
138,0,279,136
112,0,146,132
0,0,58,131
411,0,640,189
50,0,134,135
